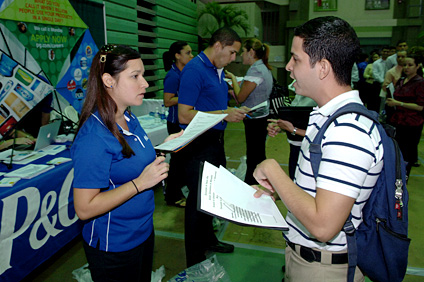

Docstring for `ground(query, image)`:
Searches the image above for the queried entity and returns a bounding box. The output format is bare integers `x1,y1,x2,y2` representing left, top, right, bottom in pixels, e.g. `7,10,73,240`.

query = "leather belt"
287,241,348,265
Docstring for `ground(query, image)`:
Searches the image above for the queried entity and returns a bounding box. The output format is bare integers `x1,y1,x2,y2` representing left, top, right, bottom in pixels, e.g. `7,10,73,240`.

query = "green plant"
198,1,250,38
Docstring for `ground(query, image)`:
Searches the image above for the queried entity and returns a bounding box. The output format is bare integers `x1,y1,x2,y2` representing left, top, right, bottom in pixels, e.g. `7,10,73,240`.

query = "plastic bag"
72,263,92,282
234,155,247,181
152,265,166,282
168,255,231,282
71,263,166,282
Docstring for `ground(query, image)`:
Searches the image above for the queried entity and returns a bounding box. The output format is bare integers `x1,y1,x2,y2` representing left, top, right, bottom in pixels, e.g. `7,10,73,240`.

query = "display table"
138,115,168,146
0,148,82,282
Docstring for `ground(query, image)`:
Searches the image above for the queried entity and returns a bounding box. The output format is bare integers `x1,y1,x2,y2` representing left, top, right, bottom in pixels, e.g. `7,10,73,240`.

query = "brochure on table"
198,161,288,231
154,111,227,152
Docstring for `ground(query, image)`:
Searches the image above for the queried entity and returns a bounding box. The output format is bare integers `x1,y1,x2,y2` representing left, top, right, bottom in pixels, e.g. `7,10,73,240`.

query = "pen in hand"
156,151,166,188
234,106,252,119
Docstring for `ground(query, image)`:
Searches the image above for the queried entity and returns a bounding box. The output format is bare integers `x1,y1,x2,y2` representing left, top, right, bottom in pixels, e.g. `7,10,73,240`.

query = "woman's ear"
102,73,115,89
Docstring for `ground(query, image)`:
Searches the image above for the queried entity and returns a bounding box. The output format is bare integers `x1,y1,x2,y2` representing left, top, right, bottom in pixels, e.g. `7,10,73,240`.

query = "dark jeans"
394,124,423,177
83,231,155,282
289,143,301,180
165,121,185,203
243,116,269,185
179,129,226,267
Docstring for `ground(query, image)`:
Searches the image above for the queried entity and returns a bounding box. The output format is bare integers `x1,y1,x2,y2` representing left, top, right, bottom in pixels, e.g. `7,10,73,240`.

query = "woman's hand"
224,70,236,80
134,156,169,191
386,98,398,107
15,137,36,145
164,130,184,142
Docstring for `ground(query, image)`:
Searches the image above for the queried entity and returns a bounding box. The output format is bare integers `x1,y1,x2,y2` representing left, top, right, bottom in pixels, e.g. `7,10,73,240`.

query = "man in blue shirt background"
178,27,249,267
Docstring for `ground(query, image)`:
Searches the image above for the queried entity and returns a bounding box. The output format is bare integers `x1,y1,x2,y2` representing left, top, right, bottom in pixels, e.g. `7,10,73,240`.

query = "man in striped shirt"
253,17,384,281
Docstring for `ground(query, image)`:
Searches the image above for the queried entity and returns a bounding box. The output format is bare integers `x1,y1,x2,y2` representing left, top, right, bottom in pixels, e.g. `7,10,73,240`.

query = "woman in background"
386,53,424,177
226,38,273,185
162,41,193,207
71,44,181,281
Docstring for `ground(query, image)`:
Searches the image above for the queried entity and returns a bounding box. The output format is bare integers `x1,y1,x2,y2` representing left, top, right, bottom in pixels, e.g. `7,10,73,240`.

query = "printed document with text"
154,111,227,152
198,161,288,230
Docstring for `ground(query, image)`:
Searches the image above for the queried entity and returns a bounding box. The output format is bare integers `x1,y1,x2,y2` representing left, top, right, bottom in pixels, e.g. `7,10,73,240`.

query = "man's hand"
164,130,184,142
267,119,282,137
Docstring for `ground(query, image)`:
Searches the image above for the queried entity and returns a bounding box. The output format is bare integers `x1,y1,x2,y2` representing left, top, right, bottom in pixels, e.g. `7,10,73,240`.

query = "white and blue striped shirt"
284,91,384,251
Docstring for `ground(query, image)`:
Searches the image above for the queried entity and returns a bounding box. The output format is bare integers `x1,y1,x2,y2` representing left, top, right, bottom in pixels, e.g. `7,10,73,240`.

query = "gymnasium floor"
23,121,424,282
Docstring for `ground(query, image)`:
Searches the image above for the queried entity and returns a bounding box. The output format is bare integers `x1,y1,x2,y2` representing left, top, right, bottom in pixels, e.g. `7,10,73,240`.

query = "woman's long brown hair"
76,45,141,158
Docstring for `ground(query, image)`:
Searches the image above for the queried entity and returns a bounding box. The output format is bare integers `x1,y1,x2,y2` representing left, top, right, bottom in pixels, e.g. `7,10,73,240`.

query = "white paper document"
154,111,227,152
386,82,395,98
199,161,288,230
250,101,268,112
4,164,55,179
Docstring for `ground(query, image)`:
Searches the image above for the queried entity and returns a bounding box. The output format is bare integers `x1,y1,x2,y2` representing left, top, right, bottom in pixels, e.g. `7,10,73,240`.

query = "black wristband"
131,180,140,193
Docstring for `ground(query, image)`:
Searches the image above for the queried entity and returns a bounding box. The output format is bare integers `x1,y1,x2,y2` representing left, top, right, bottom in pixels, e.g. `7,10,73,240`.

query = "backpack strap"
309,102,379,282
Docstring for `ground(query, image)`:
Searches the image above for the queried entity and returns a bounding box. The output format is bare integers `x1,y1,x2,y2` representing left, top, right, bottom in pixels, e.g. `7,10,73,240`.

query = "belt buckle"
300,246,320,263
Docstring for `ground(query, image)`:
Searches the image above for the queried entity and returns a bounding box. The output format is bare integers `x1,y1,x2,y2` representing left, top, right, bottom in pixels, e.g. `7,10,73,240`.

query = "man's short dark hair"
294,16,360,86
208,27,241,48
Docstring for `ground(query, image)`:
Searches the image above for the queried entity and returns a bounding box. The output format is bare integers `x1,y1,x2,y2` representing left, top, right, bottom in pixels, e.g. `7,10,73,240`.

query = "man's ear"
318,59,331,80
102,73,115,88
213,41,222,51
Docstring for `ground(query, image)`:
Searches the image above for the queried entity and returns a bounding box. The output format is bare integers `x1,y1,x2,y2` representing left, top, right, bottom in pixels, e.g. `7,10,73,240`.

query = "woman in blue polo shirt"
226,38,273,185
71,45,181,282
162,41,193,207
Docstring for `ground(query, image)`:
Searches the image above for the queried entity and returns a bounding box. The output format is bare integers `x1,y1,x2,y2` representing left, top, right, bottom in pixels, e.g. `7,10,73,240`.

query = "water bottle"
155,106,160,123
160,104,166,123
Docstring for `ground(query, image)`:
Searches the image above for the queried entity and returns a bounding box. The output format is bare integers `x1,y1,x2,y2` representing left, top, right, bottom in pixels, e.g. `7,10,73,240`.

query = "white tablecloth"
131,99,164,117
137,115,168,146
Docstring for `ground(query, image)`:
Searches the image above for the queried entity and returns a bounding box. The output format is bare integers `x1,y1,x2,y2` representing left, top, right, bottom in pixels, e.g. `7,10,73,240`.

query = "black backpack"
310,103,410,282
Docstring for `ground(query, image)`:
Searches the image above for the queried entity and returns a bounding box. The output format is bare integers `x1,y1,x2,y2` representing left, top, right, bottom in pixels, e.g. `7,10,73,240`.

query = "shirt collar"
316,90,362,117
198,51,216,70
171,63,181,75
252,59,264,67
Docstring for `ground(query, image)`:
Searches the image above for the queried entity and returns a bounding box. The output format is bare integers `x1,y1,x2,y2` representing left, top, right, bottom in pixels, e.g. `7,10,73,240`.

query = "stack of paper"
4,164,55,179
0,177,21,187
198,161,288,230
154,111,227,152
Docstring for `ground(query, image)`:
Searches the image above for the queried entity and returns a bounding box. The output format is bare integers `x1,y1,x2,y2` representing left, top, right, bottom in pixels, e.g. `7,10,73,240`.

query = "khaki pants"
284,245,365,282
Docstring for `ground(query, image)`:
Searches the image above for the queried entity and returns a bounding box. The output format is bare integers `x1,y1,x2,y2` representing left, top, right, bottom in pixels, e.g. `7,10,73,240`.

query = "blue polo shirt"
178,51,229,131
71,110,156,252
164,63,181,124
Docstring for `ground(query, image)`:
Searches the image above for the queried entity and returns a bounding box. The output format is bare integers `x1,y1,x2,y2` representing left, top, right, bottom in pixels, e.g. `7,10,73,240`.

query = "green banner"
0,0,87,28
1,19,85,85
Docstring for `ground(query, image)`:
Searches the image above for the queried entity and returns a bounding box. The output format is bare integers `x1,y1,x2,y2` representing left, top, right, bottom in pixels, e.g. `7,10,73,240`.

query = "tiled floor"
23,121,424,282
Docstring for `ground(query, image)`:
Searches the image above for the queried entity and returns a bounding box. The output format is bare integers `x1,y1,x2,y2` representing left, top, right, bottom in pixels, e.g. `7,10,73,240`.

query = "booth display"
0,1,97,280
0,149,82,281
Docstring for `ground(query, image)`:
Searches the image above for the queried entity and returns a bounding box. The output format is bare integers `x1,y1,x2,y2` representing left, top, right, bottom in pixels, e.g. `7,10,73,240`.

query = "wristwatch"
291,127,297,136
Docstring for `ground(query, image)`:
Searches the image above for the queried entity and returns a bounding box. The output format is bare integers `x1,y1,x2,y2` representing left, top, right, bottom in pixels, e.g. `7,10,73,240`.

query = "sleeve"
415,80,424,106
363,65,372,79
243,65,263,85
316,118,378,198
372,62,384,84
178,66,202,107
382,71,393,90
163,72,179,94
72,133,113,189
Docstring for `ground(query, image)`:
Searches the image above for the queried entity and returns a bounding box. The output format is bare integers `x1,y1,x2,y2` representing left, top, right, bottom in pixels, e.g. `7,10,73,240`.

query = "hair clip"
99,44,117,63
101,44,117,53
